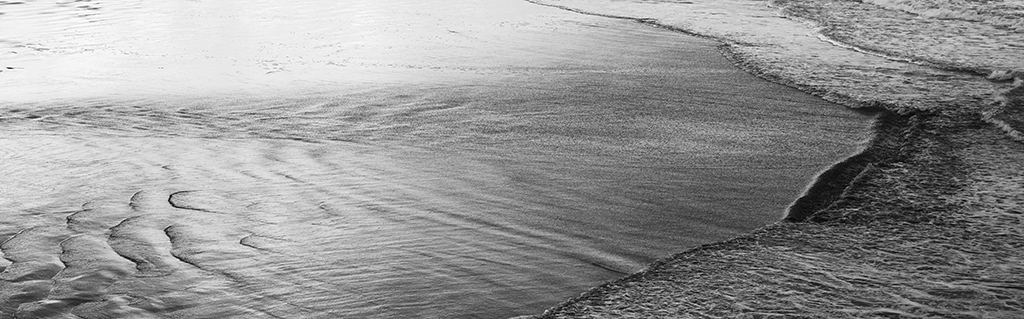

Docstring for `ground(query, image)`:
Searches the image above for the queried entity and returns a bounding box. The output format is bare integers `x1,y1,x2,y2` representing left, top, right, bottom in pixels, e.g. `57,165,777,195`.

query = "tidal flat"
0,0,875,317
1,0,1021,317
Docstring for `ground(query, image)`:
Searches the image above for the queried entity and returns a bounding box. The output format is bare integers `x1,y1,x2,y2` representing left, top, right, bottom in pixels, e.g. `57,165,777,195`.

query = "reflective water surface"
1,0,872,317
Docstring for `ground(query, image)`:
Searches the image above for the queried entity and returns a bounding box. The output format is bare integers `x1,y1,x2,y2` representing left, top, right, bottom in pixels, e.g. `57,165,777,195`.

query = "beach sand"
523,0,1024,317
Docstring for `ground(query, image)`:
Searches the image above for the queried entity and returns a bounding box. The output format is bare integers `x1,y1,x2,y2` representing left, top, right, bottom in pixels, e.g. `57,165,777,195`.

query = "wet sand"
525,0,1024,317
2,0,1020,316
534,105,1024,318
0,1,878,317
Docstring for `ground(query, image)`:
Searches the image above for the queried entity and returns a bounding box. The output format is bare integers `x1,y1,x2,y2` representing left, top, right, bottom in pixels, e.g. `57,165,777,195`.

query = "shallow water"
1,0,872,317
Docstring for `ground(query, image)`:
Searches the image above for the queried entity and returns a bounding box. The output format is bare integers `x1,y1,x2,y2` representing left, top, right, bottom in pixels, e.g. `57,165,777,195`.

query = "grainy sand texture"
524,0,1024,317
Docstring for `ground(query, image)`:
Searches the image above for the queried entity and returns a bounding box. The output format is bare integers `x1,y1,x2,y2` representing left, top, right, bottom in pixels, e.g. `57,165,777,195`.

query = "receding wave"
522,0,1024,318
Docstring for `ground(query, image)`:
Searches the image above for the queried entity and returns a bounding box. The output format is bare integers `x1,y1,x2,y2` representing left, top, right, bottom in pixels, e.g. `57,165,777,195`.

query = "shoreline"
528,101,970,318
783,109,890,223
520,0,1024,317
530,101,1022,318
527,92,1023,318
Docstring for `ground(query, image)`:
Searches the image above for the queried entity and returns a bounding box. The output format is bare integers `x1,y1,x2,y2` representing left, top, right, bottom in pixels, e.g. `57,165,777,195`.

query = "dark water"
0,0,872,317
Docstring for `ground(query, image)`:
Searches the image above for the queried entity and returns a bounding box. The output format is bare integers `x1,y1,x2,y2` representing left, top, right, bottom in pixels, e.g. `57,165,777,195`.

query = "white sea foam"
863,0,1024,31
531,0,1020,117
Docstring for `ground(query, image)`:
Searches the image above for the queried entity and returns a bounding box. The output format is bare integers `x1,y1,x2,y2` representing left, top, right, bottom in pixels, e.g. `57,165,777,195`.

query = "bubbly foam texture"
864,0,1024,31
531,0,1021,131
